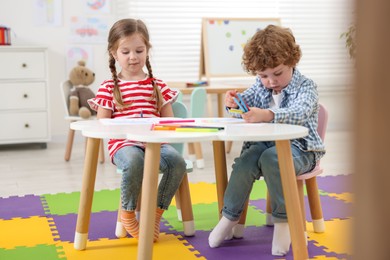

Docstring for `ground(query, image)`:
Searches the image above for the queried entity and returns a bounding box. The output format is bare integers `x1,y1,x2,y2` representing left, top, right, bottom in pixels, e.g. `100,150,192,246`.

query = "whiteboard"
200,18,281,79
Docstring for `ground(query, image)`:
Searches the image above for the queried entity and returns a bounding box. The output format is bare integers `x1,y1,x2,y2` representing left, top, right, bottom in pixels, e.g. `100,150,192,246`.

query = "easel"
198,17,281,116
198,17,281,152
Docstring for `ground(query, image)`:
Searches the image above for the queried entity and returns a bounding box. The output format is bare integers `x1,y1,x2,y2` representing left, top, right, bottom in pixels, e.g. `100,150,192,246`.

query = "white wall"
0,0,352,143
0,0,114,141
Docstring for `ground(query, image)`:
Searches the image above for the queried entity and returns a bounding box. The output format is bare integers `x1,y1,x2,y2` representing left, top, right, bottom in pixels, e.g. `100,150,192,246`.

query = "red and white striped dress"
88,77,178,160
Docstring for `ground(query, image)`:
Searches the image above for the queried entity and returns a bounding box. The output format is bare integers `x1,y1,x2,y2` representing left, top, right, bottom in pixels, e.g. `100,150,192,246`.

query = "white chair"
60,80,104,163
115,101,195,237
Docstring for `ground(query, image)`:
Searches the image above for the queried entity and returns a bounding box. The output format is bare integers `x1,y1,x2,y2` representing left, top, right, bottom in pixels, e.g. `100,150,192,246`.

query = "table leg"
137,143,161,260
212,140,228,218
217,93,224,117
275,140,309,259
64,127,75,161
74,137,100,250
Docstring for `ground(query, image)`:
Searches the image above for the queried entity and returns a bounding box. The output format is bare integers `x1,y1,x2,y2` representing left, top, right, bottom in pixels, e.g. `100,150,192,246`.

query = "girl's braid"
109,54,126,109
145,56,163,111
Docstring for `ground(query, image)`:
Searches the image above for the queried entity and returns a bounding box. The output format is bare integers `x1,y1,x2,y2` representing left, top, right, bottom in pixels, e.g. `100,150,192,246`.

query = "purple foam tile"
185,226,348,260
52,211,118,241
250,194,352,221
316,175,353,194
0,194,45,220
184,227,276,260
52,211,170,242
160,219,175,234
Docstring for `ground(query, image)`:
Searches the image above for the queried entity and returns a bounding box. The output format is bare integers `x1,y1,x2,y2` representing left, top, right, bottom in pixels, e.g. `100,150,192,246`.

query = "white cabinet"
0,46,50,147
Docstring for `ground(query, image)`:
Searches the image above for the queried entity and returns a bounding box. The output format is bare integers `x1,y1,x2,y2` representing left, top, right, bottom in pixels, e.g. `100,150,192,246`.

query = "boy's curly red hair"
242,25,301,74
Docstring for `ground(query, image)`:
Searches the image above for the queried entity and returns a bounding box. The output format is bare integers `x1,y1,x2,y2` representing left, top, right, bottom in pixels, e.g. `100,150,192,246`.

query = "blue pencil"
237,93,249,112
233,97,247,113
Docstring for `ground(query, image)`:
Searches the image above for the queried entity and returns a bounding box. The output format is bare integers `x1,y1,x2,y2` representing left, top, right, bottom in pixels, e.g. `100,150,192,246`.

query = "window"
115,0,354,90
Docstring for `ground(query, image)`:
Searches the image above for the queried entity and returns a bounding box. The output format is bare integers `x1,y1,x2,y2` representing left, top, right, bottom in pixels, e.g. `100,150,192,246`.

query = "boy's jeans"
222,141,315,222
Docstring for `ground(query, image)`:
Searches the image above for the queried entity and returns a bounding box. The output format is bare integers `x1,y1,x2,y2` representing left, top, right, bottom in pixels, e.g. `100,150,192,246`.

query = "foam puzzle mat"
0,175,353,259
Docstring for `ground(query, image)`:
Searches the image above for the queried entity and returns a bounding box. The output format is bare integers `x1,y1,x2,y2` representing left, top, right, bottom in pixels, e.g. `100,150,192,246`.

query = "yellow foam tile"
172,182,217,206
308,218,353,255
60,233,204,260
328,192,354,204
0,216,57,249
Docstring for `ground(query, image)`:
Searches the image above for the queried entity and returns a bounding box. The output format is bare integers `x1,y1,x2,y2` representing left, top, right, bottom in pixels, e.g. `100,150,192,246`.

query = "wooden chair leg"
225,141,234,154
305,177,325,233
115,197,127,238
177,173,195,236
64,128,75,161
98,139,105,164
233,198,249,238
136,190,141,221
187,143,196,161
297,179,306,231
265,190,273,226
194,142,204,168
174,190,182,221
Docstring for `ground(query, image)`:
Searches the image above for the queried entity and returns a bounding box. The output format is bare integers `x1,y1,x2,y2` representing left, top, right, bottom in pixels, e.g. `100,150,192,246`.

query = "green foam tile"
249,180,268,200
41,189,120,215
0,244,65,260
250,179,329,198
164,202,267,232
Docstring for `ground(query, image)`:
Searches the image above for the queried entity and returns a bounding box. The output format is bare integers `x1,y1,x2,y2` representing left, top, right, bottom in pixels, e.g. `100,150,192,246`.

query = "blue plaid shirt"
240,68,325,161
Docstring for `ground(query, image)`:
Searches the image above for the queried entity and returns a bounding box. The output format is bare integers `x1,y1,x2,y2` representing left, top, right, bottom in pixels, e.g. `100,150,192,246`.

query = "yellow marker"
229,109,243,114
153,126,176,131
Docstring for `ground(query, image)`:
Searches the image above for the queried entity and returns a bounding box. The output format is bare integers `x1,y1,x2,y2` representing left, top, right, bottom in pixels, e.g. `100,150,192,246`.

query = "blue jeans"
113,144,186,211
222,141,315,223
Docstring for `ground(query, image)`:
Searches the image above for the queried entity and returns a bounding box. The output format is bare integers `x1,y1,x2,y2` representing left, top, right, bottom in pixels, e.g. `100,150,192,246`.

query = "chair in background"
115,101,195,238
187,87,207,168
60,80,104,163
233,103,329,237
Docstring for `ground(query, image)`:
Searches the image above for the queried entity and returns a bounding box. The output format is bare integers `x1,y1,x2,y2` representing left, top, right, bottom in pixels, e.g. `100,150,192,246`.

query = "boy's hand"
241,108,274,123
225,90,238,108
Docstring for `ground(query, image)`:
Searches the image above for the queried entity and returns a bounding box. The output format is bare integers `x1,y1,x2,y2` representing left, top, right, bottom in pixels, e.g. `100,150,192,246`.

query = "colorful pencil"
233,97,247,112
237,93,249,112
158,119,196,124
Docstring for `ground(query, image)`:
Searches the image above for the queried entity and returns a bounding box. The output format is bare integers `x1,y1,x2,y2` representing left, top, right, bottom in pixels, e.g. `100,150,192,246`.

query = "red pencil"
158,119,195,124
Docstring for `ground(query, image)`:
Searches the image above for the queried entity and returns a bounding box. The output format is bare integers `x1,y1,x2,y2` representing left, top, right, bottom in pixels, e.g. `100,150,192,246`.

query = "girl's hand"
241,108,274,123
225,90,238,108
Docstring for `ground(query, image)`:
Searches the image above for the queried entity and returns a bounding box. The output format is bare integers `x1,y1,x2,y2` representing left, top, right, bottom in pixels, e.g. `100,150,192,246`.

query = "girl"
88,18,186,242
208,25,326,256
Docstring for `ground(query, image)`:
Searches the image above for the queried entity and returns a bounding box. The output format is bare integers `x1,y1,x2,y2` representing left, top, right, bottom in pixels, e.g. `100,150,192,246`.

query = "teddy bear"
68,60,97,119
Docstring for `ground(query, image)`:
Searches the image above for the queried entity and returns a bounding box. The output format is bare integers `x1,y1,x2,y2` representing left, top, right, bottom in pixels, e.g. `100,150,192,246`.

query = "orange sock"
121,210,139,239
154,208,164,242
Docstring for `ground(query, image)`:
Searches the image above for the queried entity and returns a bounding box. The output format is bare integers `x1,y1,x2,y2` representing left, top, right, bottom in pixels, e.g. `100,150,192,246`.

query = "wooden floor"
0,130,353,198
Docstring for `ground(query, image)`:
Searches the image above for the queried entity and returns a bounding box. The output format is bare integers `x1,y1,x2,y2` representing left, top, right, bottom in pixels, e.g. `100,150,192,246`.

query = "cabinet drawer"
0,82,47,110
0,112,48,141
0,51,46,79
